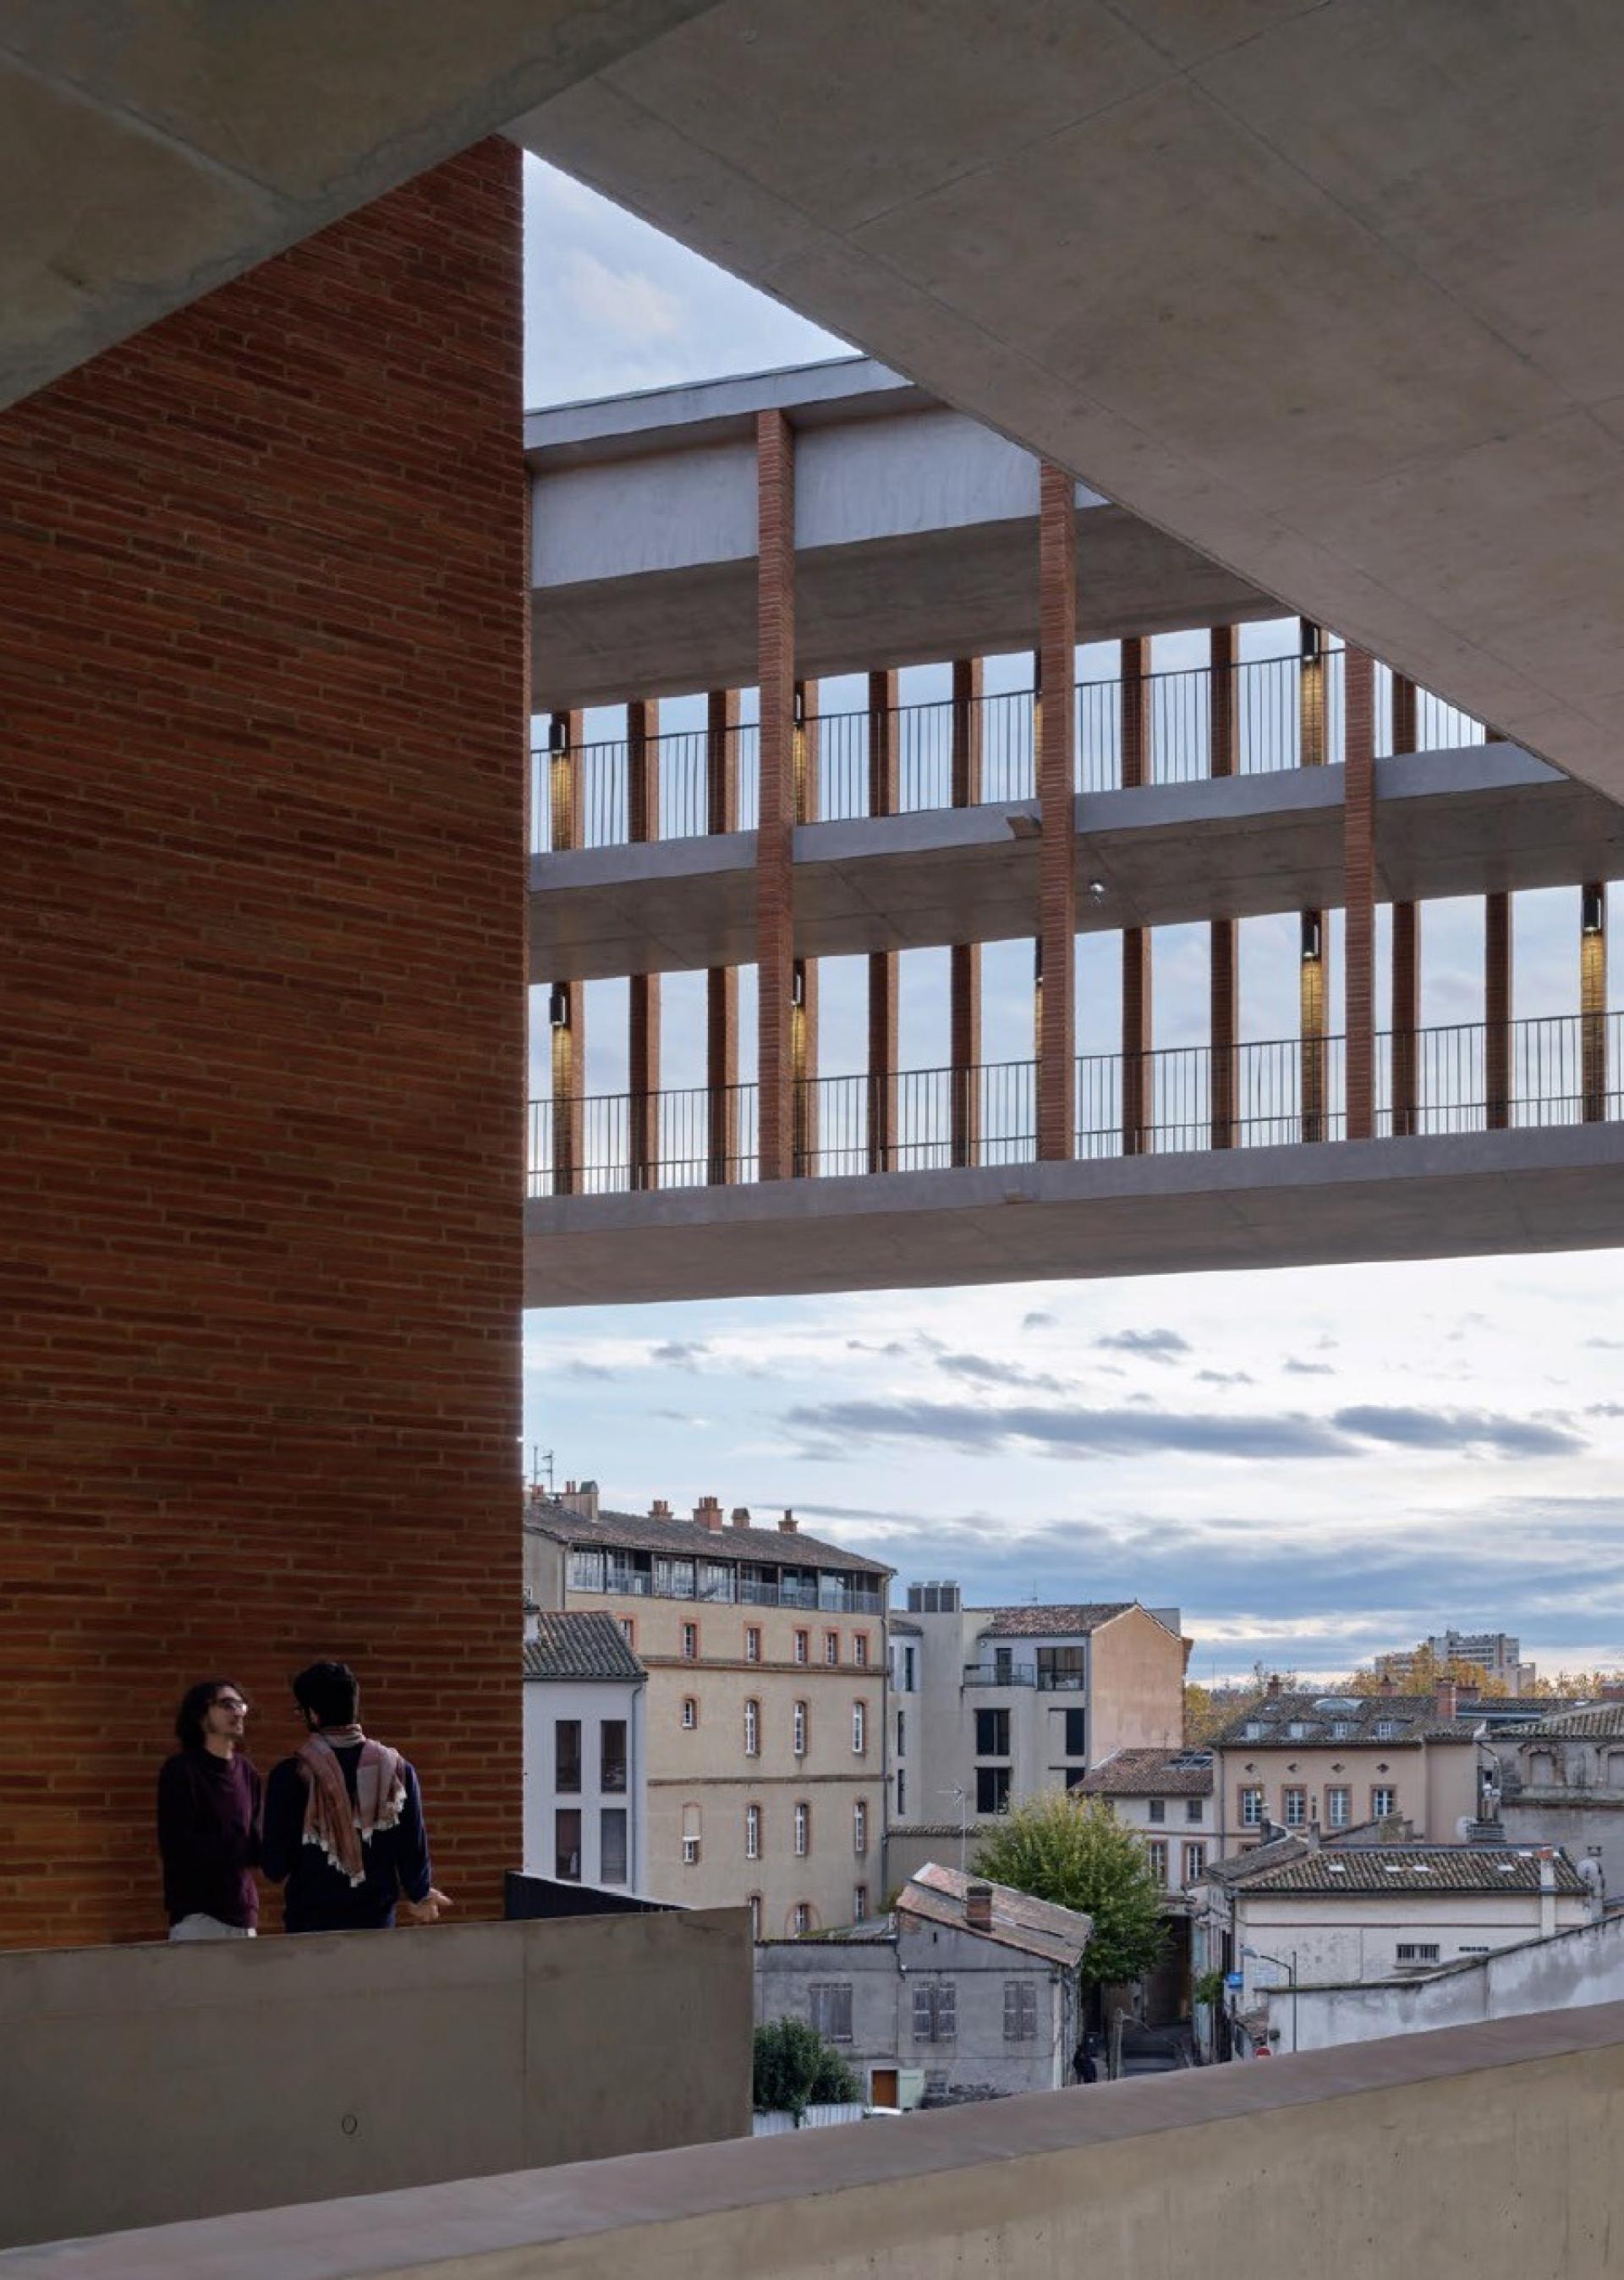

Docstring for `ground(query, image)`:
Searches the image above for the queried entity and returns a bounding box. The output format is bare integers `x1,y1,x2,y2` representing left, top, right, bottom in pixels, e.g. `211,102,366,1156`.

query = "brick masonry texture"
0,142,525,1947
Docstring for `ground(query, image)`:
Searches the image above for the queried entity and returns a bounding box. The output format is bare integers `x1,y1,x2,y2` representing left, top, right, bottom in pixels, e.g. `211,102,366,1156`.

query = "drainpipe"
1537,1849,1557,1941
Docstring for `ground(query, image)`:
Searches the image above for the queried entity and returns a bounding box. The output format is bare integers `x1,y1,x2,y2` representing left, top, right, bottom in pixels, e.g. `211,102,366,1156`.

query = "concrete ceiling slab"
0,0,713,408
511,1,1624,810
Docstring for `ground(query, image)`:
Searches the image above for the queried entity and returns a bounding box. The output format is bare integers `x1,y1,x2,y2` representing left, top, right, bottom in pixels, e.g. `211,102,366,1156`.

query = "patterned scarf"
297,1728,405,1887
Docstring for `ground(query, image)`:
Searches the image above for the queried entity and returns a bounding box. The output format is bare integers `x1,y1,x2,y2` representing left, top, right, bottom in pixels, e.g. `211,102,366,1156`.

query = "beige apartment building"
1210,1678,1479,1855
524,1484,891,1937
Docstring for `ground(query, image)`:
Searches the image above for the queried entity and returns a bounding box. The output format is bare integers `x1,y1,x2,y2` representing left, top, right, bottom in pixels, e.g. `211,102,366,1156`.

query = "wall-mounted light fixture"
791,966,804,1009
1300,621,1321,662
1088,880,1107,902
548,717,569,755
1583,884,1605,937
793,687,806,727
1300,911,1323,963
549,983,570,1030
1033,941,1044,986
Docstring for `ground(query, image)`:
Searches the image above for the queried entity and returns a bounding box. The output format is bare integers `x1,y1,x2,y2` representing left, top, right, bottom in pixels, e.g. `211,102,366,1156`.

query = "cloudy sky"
520,157,1624,1684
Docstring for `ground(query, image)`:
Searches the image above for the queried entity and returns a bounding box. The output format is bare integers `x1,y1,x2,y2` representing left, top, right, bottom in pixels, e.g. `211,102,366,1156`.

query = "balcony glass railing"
530,651,1486,854
528,1010,1623,1197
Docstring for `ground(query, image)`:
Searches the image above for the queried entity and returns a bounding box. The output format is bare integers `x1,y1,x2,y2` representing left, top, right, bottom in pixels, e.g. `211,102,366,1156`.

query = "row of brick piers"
540,418,1610,1194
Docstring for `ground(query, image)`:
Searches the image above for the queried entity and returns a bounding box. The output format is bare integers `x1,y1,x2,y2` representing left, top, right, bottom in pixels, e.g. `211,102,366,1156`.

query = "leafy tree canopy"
752,2017,859,2120
972,1794,1166,1988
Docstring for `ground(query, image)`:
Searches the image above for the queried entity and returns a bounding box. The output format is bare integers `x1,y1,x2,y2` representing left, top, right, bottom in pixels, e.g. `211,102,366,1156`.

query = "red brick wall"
0,142,525,1947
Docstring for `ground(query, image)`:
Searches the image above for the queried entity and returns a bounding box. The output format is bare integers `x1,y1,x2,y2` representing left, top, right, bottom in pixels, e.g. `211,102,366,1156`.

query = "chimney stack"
1435,1678,1457,1722
1378,1672,1396,1697
559,1479,600,1523
1265,1673,1282,1700
964,1881,994,1933
650,1497,671,1520
778,1509,798,1534
731,1507,752,1530
523,1596,540,1647
694,1495,724,1534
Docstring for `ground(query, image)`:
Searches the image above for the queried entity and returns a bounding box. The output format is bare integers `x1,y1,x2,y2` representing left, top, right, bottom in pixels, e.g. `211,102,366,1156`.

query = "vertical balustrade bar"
1583,882,1608,1123
1037,464,1077,1162
1120,634,1151,1152
705,688,739,1184
867,668,899,1173
794,680,821,1175
628,697,661,1189
1484,891,1512,1129
950,656,984,1168
1390,673,1420,1137
1343,646,1376,1140
756,410,796,1181
1210,627,1239,1148
548,705,587,1196
1299,621,1328,1142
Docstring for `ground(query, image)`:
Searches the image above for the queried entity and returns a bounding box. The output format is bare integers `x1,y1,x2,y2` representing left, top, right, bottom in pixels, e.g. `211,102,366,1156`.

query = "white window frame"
744,1626,761,1664
745,1803,761,1860
852,1700,866,1755
793,1700,808,1757
1239,1786,1265,1827
744,1697,760,1757
794,1801,810,1858
1327,1785,1351,1828
853,1799,868,1855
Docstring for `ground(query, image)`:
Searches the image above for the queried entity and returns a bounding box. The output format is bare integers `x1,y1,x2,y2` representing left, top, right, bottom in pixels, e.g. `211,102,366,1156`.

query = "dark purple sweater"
156,1750,262,1928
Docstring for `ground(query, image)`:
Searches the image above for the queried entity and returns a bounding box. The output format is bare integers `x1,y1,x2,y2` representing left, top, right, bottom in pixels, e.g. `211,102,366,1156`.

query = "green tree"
972,1794,1166,1989
752,2017,860,2121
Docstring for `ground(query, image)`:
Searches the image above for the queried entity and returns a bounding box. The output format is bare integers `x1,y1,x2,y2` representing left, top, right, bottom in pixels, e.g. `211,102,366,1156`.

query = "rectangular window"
744,1699,760,1756
903,1646,916,1692
1183,1841,1206,1883
1282,1787,1307,1828
1327,1786,1351,1828
1186,1798,1204,1824
896,1768,906,1816
809,1983,853,2043
1396,1943,1440,1964
853,1885,869,1922
912,1981,957,2041
975,1707,1011,1756
993,1646,1013,1684
554,1808,582,1882
1145,1838,1168,1887
1372,1785,1397,1819
853,1634,869,1667
682,1622,699,1661
1035,1645,1086,1691
600,1808,628,1886
745,1626,761,1663
682,1804,700,1865
1374,1720,1399,1742
617,1616,634,1645
1239,1786,1265,1827
1147,1797,1166,1824
852,1700,867,1755
896,1709,906,1757
793,1902,811,1935
825,1630,840,1666
853,1799,869,1854
1063,1707,1087,1756
1002,1981,1038,2041
793,1701,808,1756
794,1801,810,1857
600,1720,627,1794
681,1695,698,1729
976,1765,1011,1815
568,1549,606,1592
745,1803,760,1860
794,1630,809,1665
554,1720,581,1795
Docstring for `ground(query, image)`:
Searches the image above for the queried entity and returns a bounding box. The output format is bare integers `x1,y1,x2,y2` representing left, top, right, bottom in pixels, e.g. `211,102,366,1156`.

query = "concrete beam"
524,1122,1624,1309
528,742,1624,984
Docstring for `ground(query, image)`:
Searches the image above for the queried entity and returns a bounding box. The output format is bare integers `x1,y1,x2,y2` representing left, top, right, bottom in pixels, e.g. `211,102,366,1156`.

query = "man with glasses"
156,1679,263,1941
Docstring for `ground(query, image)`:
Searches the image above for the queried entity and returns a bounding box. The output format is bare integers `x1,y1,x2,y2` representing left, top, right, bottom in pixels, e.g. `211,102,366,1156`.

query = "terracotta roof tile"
522,1611,645,1684
900,1862,1091,1966
524,1500,892,1579
1078,1748,1213,1798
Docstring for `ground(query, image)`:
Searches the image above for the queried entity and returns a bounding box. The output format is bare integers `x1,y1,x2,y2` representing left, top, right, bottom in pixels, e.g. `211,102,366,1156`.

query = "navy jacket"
261,1743,431,1932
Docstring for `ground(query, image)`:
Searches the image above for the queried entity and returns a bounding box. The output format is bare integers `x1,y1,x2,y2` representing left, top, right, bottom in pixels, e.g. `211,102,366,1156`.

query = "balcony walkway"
524,1012,1624,1305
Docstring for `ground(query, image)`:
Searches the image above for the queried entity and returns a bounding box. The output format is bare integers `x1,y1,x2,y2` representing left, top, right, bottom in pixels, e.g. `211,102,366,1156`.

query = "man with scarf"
261,1660,449,1933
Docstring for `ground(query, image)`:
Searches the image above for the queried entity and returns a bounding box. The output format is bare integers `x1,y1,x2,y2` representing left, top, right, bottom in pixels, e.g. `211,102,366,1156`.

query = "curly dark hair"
174,1679,244,1751
291,1659,359,1728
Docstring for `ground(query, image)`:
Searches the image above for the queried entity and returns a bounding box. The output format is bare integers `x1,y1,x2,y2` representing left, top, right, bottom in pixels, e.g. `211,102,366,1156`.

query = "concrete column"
867,668,899,1173
628,698,661,1189
1390,673,1420,1138
1037,463,1077,1161
1118,636,1151,1151
1343,646,1376,1140
550,704,588,1196
1583,882,1608,1124
756,410,796,1182
705,688,739,1184
1210,627,1238,1148
950,657,983,1167
1484,890,1512,1129
1298,621,1327,1142
793,679,820,1174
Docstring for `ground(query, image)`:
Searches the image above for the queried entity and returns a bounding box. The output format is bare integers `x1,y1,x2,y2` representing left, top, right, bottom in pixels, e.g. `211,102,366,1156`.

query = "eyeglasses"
212,1697,250,1715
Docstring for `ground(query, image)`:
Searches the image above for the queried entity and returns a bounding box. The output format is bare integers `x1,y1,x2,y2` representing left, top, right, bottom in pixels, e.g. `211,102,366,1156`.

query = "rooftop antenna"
530,1446,556,1495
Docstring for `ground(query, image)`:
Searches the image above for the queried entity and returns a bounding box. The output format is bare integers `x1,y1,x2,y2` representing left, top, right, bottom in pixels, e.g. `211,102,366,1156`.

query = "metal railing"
963,1663,1038,1688
529,648,1493,853
527,1011,1622,1196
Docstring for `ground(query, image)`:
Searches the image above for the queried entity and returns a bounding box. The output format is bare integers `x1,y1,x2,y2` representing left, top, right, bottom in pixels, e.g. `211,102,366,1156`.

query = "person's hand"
398,1887,453,1926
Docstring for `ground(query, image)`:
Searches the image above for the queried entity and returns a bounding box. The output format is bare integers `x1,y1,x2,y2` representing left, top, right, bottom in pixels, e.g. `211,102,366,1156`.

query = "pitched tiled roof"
523,1611,645,1684
1236,1846,1585,1896
1520,1703,1624,1739
1079,1748,1213,1799
900,1862,1091,1967
525,1499,892,1578
1210,1691,1474,1750
976,1602,1133,1639
1196,1834,1314,1887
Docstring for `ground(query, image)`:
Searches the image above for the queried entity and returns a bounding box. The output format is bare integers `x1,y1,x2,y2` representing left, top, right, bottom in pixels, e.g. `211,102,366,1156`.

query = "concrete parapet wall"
0,1910,751,2253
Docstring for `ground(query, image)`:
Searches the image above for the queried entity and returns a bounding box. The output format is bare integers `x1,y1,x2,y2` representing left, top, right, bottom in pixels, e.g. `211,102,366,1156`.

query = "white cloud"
558,249,685,343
